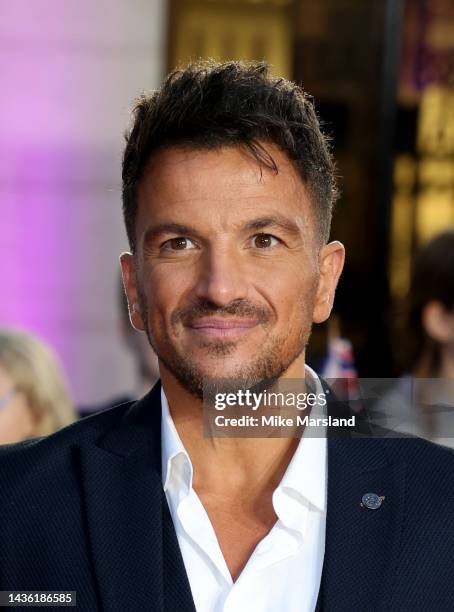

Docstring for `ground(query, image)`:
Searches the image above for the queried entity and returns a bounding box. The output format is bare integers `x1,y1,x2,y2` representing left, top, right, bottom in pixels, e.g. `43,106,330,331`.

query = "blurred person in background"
377,230,454,445
0,328,76,444
406,230,454,380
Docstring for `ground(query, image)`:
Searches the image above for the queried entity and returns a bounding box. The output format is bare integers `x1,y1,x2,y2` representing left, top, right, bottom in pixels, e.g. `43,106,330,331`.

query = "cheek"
145,267,193,321
263,269,315,317
0,409,15,441
0,400,34,444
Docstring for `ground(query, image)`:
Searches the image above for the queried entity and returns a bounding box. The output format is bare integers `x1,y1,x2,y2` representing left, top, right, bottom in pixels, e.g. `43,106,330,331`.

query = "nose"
194,245,249,307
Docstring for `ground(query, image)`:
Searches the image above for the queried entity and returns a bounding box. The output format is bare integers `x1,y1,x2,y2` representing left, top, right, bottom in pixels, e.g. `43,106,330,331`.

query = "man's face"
121,144,344,398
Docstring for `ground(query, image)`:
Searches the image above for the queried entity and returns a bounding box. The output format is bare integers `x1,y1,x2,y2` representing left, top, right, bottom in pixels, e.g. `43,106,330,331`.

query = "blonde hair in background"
0,328,76,437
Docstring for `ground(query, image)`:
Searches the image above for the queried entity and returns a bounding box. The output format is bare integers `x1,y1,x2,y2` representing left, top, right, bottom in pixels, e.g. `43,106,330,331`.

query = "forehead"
136,143,313,232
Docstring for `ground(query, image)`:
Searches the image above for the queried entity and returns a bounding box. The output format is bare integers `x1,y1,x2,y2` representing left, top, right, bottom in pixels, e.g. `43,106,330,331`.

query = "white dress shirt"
161,365,327,612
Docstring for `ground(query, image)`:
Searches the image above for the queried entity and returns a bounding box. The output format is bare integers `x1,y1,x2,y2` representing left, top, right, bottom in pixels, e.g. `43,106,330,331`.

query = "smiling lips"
187,318,259,338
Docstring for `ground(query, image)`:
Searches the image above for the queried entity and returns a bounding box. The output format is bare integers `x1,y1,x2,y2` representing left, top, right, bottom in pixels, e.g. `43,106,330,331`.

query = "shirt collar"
275,428,327,515
161,364,327,513
274,365,327,515
161,387,193,495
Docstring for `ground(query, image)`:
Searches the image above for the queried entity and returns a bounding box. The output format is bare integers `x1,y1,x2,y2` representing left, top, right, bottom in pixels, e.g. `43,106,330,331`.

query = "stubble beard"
137,290,313,400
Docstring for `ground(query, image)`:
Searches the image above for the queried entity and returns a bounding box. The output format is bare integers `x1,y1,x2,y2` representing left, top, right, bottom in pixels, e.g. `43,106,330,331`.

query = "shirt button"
361,492,384,510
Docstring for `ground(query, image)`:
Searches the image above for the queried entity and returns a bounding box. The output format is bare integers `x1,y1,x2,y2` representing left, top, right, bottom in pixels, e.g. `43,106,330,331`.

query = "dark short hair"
122,60,338,253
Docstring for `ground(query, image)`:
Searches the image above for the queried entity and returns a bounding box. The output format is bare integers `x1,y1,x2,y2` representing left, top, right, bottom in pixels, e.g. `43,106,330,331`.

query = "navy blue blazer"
1,381,454,611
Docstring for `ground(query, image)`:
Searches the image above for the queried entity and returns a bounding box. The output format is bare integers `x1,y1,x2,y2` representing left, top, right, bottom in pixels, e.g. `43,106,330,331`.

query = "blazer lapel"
78,384,196,612
319,436,406,612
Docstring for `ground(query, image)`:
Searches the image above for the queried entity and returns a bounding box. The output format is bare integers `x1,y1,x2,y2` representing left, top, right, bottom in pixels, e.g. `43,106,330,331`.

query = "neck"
160,356,307,496
439,345,454,378
414,346,454,378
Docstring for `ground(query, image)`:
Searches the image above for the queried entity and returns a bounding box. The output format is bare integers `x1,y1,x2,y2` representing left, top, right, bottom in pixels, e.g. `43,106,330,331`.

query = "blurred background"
0,0,453,416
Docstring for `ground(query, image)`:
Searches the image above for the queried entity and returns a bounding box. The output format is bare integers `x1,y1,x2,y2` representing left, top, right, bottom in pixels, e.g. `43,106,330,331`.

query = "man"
1,62,453,612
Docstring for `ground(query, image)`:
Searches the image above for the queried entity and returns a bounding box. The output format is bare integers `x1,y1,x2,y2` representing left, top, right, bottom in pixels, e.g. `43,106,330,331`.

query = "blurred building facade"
391,0,454,297
0,0,167,404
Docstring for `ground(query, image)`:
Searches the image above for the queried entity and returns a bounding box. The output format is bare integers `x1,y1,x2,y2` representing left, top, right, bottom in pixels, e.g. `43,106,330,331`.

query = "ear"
312,241,345,324
422,301,454,345
119,252,146,332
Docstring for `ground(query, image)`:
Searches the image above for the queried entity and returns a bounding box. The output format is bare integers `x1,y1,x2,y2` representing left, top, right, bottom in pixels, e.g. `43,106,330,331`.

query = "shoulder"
361,436,454,498
331,433,454,498
378,433,454,462
350,432,454,466
386,435,454,475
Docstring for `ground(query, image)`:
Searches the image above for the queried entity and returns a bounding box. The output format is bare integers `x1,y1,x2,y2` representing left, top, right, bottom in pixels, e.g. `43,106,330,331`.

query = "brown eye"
162,237,197,251
170,237,189,250
253,234,277,249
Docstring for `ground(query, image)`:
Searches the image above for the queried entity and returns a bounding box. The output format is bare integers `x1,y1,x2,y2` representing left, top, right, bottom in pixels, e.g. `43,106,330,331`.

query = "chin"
192,358,248,380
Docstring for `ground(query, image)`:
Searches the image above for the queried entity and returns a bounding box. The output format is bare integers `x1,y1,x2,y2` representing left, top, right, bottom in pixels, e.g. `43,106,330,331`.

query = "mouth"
186,317,259,338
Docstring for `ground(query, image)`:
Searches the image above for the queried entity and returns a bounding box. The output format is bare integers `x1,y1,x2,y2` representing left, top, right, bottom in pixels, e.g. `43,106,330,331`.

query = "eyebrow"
243,215,303,236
